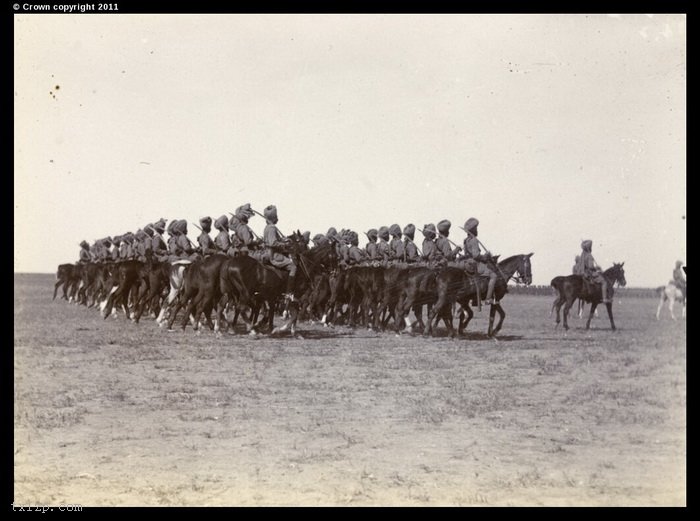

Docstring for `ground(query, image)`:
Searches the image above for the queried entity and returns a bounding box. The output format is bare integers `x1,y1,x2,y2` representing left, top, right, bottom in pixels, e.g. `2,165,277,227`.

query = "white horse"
656,283,686,320
156,261,191,327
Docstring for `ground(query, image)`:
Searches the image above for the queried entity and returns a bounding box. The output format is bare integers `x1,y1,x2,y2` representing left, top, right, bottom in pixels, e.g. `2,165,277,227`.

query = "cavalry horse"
220,232,338,336
551,262,626,331
656,282,686,320
155,259,194,327
425,253,534,338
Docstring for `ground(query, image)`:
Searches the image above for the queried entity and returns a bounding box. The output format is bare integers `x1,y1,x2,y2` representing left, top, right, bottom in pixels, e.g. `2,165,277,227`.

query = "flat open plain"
14,274,686,506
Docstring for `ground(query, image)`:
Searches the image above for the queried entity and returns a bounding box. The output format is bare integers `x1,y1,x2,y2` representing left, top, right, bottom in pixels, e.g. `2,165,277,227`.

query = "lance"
191,222,203,232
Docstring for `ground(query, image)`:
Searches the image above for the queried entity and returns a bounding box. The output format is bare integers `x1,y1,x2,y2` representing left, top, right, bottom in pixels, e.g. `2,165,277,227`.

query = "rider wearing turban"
402,224,419,263
233,204,259,256
364,229,379,261
197,216,216,257
388,224,404,261
377,226,391,264
346,231,365,266
673,260,686,297
436,219,461,262
263,205,297,301
175,220,197,260
214,215,231,254
150,221,169,262
462,218,498,305
421,224,438,266
78,240,91,263
576,240,609,303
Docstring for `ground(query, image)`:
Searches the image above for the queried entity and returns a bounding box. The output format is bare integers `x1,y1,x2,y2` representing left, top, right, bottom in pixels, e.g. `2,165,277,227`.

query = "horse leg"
669,296,677,321
53,280,63,300
553,295,564,328
156,287,177,326
425,295,445,337
585,302,598,330
656,294,665,320
491,304,506,336
562,298,574,330
487,303,498,337
459,303,474,335
101,285,119,319
182,291,201,332
603,302,615,330
412,304,425,332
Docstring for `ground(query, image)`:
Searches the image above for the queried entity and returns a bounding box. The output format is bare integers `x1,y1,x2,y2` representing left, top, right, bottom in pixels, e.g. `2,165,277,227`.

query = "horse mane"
498,254,524,266
300,240,338,270
603,263,621,276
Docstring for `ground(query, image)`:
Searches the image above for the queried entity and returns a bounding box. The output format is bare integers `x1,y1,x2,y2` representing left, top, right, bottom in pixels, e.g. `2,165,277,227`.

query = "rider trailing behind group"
576,240,610,303
672,260,686,299
263,205,297,301
461,218,498,305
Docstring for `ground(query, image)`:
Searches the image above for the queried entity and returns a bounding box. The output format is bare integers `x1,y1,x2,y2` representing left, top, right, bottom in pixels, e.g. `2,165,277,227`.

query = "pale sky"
14,14,686,287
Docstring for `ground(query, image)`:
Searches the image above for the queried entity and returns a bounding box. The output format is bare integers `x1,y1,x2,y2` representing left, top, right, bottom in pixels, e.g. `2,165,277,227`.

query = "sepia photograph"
14,10,685,506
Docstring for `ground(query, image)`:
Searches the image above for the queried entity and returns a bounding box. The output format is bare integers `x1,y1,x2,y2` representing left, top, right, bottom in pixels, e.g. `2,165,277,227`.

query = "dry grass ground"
14,274,685,506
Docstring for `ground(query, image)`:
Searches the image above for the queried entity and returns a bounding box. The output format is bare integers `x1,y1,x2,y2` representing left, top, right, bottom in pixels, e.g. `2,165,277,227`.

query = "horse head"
607,262,626,287
516,253,534,285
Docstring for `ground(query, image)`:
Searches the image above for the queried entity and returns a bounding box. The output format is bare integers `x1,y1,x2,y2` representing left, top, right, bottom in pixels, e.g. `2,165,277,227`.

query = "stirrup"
284,293,295,302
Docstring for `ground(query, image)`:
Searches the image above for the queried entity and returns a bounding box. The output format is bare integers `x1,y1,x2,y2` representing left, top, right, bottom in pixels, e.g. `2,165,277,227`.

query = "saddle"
581,278,604,300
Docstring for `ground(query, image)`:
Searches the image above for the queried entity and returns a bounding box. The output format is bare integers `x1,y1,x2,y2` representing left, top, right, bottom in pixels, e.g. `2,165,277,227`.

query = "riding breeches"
271,256,297,276
477,262,498,281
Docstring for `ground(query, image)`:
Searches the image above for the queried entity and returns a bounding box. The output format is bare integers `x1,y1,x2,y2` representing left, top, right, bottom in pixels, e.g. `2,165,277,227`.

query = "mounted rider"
672,260,686,299
232,204,261,257
263,205,297,301
213,215,232,254
78,240,91,264
112,235,123,262
435,219,462,263
576,240,609,303
364,228,379,262
388,224,404,263
377,226,391,266
196,216,217,257
150,219,169,262
462,218,499,305
572,255,583,275
134,229,150,262
346,231,365,266
421,224,439,267
402,224,420,264
175,220,198,261
337,229,351,266
312,233,329,248
98,237,113,263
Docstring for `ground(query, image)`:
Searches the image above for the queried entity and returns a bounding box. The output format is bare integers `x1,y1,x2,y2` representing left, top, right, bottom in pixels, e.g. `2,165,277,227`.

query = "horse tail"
550,276,565,297
224,263,251,305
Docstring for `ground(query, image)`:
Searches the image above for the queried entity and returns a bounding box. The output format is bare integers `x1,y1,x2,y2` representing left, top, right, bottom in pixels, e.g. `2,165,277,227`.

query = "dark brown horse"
551,262,626,331
425,253,534,338
220,233,338,336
